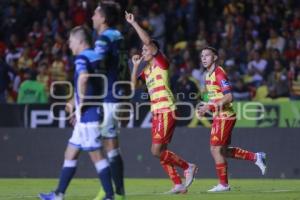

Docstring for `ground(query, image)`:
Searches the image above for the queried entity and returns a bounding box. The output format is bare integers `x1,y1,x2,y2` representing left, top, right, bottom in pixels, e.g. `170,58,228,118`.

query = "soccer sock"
228,147,256,161
95,159,114,199
107,149,125,195
160,160,182,185
55,160,77,194
160,150,189,170
216,162,228,185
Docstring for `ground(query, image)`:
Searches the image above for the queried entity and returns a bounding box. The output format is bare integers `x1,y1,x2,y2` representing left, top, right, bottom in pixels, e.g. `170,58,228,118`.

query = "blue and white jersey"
74,49,103,123
94,28,123,102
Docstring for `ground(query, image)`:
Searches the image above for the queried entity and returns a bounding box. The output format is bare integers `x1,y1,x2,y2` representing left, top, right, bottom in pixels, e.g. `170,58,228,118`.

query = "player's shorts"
152,111,176,144
210,115,236,146
99,102,120,139
69,122,102,151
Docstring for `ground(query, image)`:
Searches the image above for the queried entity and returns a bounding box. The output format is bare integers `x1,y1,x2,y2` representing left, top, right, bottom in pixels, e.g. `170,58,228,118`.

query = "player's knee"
210,146,222,156
151,147,161,158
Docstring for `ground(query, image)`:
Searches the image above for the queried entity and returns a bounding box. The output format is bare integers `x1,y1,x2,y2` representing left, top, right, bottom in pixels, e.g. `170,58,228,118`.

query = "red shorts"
152,111,176,144
210,115,236,146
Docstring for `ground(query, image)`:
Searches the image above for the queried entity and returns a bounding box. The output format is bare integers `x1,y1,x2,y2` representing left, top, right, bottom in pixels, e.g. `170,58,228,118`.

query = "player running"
125,11,197,194
39,26,114,200
198,46,267,192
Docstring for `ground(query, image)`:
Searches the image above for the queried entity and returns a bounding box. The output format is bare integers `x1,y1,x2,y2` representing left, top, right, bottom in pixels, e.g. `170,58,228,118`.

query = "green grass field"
0,178,299,200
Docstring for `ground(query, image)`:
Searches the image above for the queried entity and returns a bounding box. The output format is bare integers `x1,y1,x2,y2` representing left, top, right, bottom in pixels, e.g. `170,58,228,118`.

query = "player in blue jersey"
39,26,114,200
92,3,126,200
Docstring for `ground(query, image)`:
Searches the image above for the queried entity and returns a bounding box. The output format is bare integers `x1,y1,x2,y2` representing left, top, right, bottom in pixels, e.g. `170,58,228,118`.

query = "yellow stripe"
163,112,168,137
220,119,225,141
206,85,220,90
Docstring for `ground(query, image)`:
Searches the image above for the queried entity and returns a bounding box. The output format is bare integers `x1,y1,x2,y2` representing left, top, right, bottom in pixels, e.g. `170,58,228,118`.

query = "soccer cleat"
164,184,187,194
115,194,126,200
38,192,64,200
184,163,198,188
93,188,105,200
207,184,231,192
255,152,267,175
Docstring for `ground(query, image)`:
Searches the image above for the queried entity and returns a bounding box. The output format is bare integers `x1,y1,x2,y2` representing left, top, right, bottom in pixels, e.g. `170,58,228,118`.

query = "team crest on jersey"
221,80,230,87
153,133,162,139
211,135,219,141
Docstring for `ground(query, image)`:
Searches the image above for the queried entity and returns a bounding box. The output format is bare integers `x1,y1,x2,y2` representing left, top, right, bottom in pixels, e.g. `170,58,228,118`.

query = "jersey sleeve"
75,58,88,74
94,35,110,59
138,70,145,80
154,51,169,70
216,68,232,94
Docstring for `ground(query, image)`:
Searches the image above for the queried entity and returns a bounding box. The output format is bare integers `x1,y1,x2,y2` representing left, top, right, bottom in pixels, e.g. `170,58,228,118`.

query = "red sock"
229,147,255,161
216,163,228,185
160,150,189,170
160,160,182,185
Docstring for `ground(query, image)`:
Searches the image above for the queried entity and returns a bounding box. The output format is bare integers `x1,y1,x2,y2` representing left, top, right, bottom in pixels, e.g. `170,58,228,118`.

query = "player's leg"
100,103,125,198
82,122,114,200
208,145,230,192
208,117,235,192
103,138,125,196
222,114,267,175
152,111,197,193
151,143,187,194
89,150,114,200
39,145,80,200
39,124,82,200
225,147,267,175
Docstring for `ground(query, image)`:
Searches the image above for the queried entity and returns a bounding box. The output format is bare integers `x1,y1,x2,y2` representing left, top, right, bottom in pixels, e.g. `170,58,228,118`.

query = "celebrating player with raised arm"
126,11,197,194
198,46,267,192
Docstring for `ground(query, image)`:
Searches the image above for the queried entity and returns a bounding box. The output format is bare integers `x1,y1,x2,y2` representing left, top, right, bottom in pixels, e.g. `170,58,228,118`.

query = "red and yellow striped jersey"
139,51,176,113
205,66,235,117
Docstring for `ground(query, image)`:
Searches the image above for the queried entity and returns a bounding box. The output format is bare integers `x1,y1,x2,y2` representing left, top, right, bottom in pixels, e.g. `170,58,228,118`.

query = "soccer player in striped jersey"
198,46,267,192
39,26,114,200
125,11,197,194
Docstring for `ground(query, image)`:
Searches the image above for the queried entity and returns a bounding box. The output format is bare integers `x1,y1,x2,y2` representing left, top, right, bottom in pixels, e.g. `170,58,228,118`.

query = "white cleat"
184,163,198,188
207,184,231,192
164,184,187,194
255,152,267,175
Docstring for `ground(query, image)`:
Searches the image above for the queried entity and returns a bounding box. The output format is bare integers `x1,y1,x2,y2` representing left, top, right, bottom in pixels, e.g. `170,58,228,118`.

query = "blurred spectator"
232,78,251,101
284,39,300,61
0,57,15,103
267,60,289,98
36,61,50,93
266,28,286,53
5,44,21,66
17,47,33,70
288,56,300,100
148,4,166,50
247,50,268,87
17,69,48,104
173,69,200,104
50,52,67,81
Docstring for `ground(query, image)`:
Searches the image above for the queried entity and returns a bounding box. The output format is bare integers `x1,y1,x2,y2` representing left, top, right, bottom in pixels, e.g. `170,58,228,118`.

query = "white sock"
63,160,77,168
94,159,109,173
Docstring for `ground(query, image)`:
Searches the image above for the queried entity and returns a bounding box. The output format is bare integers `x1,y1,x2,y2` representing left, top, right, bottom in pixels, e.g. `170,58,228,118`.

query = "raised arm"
125,11,157,54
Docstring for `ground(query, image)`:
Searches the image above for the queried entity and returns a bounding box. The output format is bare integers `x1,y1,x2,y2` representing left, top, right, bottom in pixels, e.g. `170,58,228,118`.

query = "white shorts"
69,122,102,151
100,103,120,138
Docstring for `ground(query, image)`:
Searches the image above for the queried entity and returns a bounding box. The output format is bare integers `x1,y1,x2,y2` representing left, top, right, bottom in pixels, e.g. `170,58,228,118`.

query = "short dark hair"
151,39,160,49
201,46,218,56
69,26,92,46
97,3,120,27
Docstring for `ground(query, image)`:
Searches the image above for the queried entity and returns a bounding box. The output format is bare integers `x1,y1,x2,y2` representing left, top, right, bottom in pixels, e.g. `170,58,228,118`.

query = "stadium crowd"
0,0,300,104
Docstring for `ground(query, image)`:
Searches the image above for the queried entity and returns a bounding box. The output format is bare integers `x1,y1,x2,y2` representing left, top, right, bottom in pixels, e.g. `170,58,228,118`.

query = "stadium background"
0,0,300,199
